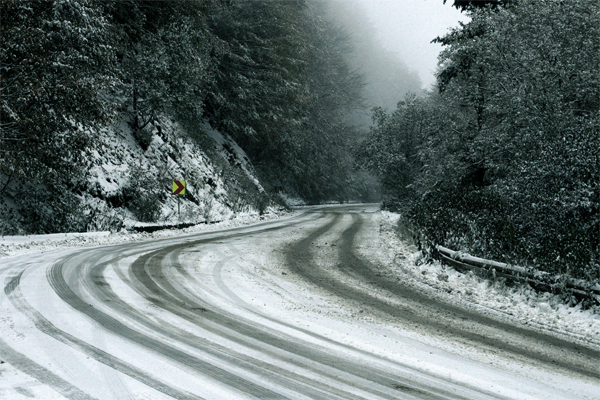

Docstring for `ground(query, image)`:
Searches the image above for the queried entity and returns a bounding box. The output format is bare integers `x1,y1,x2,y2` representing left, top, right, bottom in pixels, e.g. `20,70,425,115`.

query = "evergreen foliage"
204,1,367,202
358,0,599,287
1,0,369,232
1,0,116,232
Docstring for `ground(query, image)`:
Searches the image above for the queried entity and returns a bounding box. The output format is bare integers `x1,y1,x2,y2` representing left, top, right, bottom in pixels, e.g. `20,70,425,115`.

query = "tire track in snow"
4,205,596,399
283,213,501,400
88,247,356,399
122,213,399,399
86,211,468,399
4,263,204,400
50,251,283,399
45,212,353,399
39,213,326,398
0,337,97,400
208,246,493,400
287,212,600,380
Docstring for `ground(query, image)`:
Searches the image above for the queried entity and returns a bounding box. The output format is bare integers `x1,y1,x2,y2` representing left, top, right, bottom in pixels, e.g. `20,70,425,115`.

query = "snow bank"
0,207,288,260
375,211,600,345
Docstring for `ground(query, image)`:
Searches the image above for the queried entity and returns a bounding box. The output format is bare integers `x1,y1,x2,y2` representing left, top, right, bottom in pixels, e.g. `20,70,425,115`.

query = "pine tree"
1,0,116,232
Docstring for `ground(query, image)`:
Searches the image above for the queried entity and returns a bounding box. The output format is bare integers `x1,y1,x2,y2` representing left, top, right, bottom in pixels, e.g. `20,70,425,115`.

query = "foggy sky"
355,0,470,89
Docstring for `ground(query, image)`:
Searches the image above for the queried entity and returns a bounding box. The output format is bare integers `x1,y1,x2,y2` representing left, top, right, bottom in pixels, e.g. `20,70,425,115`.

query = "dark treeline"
357,0,599,288
1,0,374,233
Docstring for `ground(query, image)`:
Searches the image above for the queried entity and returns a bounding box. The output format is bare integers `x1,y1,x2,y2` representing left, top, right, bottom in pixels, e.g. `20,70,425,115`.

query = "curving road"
0,204,598,399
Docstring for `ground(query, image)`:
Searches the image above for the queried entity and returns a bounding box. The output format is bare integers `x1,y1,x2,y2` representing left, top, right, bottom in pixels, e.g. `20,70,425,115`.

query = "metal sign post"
172,180,185,226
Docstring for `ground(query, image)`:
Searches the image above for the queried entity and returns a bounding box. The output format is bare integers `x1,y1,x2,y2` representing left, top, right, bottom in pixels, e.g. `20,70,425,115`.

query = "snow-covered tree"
1,0,116,232
102,0,213,145
360,0,599,286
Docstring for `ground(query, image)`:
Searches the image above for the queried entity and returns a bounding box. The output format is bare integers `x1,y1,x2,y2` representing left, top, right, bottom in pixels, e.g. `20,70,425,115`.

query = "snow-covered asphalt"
0,204,598,399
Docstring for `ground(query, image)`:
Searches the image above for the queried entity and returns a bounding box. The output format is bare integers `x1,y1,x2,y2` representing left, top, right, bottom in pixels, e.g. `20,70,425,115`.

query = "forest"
1,0,598,291
358,0,599,289
1,0,384,233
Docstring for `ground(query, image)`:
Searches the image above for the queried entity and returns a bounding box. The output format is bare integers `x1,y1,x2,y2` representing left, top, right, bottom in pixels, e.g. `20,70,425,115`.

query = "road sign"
172,180,185,195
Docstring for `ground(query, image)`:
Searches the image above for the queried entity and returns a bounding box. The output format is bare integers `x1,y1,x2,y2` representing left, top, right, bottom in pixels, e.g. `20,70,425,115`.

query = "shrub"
124,164,164,223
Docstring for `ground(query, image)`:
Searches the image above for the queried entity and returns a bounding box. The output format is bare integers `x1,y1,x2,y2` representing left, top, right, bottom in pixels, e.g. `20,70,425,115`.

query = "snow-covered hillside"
0,113,278,236
66,117,272,232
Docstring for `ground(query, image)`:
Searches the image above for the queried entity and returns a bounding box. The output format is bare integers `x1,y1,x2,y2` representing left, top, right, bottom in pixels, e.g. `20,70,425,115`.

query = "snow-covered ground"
200,207,600,398
1,206,598,399
3,208,596,345
84,117,264,228
0,207,287,260
0,112,272,236
371,211,600,345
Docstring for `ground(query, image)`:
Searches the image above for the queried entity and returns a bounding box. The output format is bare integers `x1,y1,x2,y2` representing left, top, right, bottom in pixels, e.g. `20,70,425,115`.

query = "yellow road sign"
172,180,185,195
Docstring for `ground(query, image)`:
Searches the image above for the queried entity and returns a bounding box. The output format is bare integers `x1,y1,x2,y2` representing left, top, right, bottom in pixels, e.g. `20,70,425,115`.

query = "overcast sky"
355,0,470,89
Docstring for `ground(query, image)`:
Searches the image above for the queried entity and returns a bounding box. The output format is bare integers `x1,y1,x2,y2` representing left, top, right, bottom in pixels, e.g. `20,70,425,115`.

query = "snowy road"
1,204,598,399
